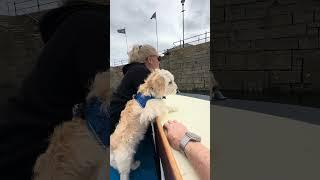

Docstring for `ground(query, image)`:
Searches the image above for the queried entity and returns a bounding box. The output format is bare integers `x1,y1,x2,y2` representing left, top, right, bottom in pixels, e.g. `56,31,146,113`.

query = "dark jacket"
110,62,151,133
0,2,108,179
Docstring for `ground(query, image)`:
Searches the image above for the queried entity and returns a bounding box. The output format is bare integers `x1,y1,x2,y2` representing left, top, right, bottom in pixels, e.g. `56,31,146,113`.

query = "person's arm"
163,120,210,180
184,141,210,180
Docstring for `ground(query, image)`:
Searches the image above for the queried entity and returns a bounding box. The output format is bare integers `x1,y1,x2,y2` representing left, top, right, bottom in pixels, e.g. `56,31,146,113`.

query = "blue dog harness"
73,97,109,149
133,93,154,108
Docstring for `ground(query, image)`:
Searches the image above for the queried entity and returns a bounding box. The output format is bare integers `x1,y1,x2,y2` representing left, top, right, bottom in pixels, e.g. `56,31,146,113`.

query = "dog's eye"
169,81,172,84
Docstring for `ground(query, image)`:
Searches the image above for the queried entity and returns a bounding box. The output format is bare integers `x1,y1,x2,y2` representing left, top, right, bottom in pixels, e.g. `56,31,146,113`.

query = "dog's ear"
138,69,160,94
138,79,149,94
151,72,166,98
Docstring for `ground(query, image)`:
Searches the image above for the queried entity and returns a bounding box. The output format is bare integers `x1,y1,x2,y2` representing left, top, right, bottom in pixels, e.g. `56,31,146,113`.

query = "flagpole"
181,1,185,48
151,12,158,52
155,17,158,52
124,28,128,53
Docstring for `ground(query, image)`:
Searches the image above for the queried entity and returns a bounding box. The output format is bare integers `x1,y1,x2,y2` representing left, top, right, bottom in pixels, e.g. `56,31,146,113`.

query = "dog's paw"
110,159,117,170
120,173,129,180
131,160,140,170
168,106,178,113
140,111,155,125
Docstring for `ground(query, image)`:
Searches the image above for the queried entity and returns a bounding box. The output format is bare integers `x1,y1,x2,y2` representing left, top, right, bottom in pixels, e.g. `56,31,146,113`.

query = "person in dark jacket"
109,44,161,133
0,0,108,179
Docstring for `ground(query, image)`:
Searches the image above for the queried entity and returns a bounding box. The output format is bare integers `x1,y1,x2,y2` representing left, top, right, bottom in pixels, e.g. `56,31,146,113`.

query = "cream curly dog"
33,71,110,180
110,69,178,180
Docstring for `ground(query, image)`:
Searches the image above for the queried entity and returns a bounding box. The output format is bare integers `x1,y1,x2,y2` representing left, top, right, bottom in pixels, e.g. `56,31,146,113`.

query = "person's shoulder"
123,63,148,74
131,63,149,71
127,64,149,76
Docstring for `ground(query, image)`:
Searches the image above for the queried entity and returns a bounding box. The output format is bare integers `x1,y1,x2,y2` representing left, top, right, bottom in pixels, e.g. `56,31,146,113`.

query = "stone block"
247,51,292,70
212,0,225,6
213,31,233,39
315,10,320,21
193,77,204,84
293,49,320,71
231,19,264,30
229,40,252,51
194,83,204,89
212,22,233,33
263,14,292,27
270,71,301,84
224,53,248,70
298,36,319,49
213,38,228,51
305,72,320,87
212,53,226,67
306,23,320,36
245,1,272,19
254,37,299,50
213,7,225,23
183,84,194,91
268,3,298,16
225,6,246,21
202,65,210,71
213,0,256,6
277,0,298,3
213,71,266,91
267,24,306,39
293,11,313,24
235,28,266,40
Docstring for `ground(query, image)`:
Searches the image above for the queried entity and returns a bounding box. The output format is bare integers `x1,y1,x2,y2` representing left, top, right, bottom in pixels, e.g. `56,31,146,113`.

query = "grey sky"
110,0,210,65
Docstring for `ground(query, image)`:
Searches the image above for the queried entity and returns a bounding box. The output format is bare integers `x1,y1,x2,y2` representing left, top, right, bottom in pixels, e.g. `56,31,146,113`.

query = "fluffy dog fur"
33,71,110,180
110,69,178,180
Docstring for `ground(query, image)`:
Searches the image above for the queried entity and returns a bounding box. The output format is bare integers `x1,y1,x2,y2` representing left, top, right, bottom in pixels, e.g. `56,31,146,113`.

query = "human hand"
163,120,188,151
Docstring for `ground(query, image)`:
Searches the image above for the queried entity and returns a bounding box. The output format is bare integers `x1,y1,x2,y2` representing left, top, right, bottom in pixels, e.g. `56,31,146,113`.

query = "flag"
150,12,156,19
117,28,125,34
